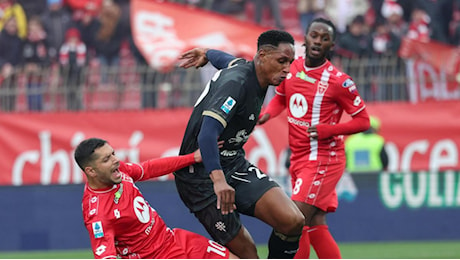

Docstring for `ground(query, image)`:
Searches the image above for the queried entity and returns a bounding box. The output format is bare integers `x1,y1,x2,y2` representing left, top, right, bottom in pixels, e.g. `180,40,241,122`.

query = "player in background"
174,30,304,259
75,137,238,259
179,18,370,259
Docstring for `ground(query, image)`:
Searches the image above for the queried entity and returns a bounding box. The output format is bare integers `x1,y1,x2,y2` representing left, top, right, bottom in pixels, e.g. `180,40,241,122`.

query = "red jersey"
276,57,366,163
82,157,230,259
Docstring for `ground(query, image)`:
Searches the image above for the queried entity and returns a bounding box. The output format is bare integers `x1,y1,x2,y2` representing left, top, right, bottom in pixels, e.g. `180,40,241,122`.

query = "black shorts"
194,203,242,245
175,160,279,244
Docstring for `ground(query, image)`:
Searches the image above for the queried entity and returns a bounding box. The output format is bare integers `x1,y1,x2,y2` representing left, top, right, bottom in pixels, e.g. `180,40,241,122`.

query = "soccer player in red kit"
178,18,370,259
75,138,238,259
258,17,370,259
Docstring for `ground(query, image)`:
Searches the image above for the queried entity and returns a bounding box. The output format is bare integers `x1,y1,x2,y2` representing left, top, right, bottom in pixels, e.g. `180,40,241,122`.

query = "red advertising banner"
0,109,289,186
130,0,303,71
366,100,460,173
399,38,460,103
1,101,459,186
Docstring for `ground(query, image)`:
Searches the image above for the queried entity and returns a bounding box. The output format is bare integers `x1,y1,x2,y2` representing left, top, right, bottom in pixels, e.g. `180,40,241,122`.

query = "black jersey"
175,60,267,181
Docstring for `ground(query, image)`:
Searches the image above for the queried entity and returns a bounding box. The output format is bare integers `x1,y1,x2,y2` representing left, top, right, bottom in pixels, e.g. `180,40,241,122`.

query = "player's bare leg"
228,251,240,259
254,186,304,258
225,225,258,258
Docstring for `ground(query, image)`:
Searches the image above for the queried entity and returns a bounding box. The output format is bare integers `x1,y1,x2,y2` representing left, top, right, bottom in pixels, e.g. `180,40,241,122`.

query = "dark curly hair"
257,30,295,50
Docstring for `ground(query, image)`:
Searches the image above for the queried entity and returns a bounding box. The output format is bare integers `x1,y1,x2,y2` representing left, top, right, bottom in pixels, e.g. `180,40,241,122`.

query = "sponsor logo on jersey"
295,71,316,84
342,78,355,88
133,196,151,224
95,245,107,256
228,129,249,145
114,209,121,219
220,150,237,156
289,93,308,118
317,81,329,95
89,196,99,216
220,97,236,114
353,96,362,106
144,216,155,235
121,173,133,182
92,221,104,238
348,85,357,94
114,183,123,204
287,116,310,127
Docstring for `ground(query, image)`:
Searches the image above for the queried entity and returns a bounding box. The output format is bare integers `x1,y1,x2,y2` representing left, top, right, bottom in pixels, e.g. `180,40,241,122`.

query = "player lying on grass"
75,137,238,259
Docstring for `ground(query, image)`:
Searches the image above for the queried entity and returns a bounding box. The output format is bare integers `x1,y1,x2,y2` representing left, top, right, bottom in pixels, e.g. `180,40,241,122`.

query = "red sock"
309,225,341,259
294,226,310,259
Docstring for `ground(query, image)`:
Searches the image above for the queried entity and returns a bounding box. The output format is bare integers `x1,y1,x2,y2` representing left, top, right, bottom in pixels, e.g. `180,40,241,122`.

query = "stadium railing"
0,55,411,113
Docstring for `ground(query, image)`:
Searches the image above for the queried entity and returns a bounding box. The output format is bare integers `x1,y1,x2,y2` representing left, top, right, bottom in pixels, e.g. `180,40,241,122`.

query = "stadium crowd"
0,0,458,112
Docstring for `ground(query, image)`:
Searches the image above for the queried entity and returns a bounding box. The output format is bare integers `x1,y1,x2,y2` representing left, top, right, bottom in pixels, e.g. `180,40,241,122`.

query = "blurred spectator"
75,6,98,52
253,0,284,29
324,0,370,34
129,35,158,109
41,0,74,63
59,27,86,110
415,0,452,43
336,15,372,100
369,18,404,100
406,7,430,42
65,0,102,11
16,0,47,18
23,16,50,111
211,0,247,20
297,0,326,33
93,1,125,83
114,0,130,40
0,0,27,39
336,15,371,58
175,0,214,9
0,16,23,111
450,0,460,45
370,19,401,57
381,0,408,39
345,115,388,174
393,0,416,23
65,0,102,22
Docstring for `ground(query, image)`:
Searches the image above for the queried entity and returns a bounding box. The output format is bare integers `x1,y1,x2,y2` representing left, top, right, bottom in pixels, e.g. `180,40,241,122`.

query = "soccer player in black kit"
174,30,304,259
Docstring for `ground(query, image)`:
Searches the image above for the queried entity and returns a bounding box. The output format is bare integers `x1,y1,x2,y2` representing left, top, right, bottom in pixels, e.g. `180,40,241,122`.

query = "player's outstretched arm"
179,48,238,70
179,48,209,69
138,153,198,180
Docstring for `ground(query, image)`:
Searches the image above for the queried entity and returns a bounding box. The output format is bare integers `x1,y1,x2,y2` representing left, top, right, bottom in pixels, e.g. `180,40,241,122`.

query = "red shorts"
158,228,230,259
290,159,346,212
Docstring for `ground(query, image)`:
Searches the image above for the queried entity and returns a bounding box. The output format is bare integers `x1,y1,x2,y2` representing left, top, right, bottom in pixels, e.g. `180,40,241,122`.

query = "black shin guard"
267,230,301,259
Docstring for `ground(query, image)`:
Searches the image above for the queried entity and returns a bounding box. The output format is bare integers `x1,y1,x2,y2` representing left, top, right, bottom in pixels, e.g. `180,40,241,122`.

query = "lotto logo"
353,96,362,106
95,245,107,256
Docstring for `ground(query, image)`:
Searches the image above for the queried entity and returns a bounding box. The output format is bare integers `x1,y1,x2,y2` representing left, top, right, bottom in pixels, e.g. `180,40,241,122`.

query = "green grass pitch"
1,241,459,259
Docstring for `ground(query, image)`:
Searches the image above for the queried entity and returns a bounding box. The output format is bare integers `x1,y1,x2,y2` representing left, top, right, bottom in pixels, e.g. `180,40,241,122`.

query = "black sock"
268,230,300,259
